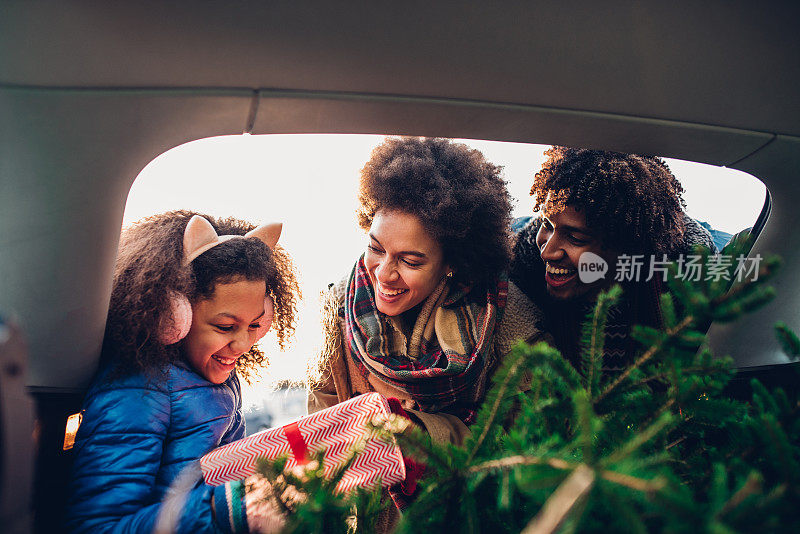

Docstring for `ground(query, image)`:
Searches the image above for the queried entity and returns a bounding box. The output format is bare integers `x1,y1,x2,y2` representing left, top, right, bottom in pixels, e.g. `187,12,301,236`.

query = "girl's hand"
243,474,301,534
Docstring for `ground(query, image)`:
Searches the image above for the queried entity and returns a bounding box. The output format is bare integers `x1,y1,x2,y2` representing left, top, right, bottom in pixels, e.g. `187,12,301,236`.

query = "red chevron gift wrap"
200,392,406,492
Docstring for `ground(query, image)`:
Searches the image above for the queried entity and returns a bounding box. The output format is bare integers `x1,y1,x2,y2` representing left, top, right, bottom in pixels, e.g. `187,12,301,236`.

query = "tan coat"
307,279,545,446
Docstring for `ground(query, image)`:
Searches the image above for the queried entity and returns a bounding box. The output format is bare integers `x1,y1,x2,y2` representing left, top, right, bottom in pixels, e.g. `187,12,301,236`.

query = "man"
510,146,716,371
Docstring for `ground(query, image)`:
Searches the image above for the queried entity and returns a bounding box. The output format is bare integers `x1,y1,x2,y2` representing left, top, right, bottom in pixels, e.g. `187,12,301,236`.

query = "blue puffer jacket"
67,360,247,533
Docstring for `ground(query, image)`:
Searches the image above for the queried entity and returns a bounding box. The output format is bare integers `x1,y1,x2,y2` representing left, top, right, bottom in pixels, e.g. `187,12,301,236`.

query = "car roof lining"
1,3,799,389
3,2,800,135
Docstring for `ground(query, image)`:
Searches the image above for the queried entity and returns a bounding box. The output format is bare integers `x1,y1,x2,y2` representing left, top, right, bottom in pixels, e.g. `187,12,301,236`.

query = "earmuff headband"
183,215,282,265
158,215,282,345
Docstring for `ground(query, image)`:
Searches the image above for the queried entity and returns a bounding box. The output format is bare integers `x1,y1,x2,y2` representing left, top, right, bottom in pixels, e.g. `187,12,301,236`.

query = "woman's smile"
377,283,409,298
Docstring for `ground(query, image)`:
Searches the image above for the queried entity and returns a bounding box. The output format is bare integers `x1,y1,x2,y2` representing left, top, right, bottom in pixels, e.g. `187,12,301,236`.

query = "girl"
67,211,299,533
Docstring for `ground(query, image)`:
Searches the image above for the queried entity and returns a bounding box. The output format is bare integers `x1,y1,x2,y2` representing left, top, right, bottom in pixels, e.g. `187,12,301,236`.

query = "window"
125,134,767,431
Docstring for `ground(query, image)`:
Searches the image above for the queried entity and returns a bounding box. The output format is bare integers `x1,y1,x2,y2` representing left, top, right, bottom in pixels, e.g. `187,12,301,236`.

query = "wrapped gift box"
200,392,406,493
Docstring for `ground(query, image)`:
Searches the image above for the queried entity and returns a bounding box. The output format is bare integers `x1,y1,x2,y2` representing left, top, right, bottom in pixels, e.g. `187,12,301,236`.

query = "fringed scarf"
344,256,507,424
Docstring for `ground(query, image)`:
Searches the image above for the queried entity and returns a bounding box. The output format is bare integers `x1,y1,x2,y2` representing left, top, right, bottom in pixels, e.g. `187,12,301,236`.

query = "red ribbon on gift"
200,392,406,491
282,421,309,465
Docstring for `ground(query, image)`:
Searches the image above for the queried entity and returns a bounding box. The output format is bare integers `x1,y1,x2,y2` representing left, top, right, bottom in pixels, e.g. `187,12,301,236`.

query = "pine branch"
602,412,673,466
717,471,762,518
599,470,666,493
582,285,622,400
245,241,800,533
465,341,561,464
471,454,664,499
775,322,800,359
574,390,596,463
638,397,677,433
628,366,716,389
595,316,693,404
709,255,781,307
521,465,595,534
368,417,455,473
468,455,575,474
665,436,686,450
466,346,527,465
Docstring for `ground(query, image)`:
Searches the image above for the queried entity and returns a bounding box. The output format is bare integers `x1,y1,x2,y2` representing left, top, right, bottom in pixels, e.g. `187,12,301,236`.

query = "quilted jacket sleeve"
223,374,246,443
66,381,243,533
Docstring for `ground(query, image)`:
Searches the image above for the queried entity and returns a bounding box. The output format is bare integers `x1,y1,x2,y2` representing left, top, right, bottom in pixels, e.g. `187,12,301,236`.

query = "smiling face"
536,204,617,301
183,278,267,384
364,210,449,316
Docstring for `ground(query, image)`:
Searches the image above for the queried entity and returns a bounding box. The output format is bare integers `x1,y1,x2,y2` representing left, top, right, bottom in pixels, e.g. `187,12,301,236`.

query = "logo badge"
578,252,608,283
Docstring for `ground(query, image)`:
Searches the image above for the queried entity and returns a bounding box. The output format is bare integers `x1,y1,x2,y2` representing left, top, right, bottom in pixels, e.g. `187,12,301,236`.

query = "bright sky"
123,134,767,406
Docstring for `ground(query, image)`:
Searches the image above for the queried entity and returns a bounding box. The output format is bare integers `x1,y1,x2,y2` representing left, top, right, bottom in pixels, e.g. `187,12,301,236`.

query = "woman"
308,137,544,447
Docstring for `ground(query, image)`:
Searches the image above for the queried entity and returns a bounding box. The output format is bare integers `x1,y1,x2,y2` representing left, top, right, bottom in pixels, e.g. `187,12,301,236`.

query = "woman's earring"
446,271,453,278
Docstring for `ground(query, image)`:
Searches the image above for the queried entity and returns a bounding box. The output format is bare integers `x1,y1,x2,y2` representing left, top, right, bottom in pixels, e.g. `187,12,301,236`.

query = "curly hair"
531,146,687,255
357,137,513,287
103,210,300,382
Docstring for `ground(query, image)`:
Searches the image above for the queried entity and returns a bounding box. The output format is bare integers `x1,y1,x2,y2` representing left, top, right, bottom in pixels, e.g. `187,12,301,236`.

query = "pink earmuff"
158,291,193,345
158,293,275,346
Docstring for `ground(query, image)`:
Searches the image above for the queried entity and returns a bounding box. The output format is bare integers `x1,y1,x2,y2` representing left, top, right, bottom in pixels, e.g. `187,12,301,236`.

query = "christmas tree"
254,236,800,533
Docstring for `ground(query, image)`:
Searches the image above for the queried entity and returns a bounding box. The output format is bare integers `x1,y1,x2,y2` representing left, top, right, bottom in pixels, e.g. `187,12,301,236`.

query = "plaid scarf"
344,256,507,424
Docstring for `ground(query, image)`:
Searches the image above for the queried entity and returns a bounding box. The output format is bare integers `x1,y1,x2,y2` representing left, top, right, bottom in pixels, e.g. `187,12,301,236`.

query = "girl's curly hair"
531,146,687,255
357,137,513,287
103,210,300,382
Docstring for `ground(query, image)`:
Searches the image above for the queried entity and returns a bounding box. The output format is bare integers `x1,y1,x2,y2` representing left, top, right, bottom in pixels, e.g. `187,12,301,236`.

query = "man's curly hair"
103,210,300,382
357,137,513,287
531,146,687,255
